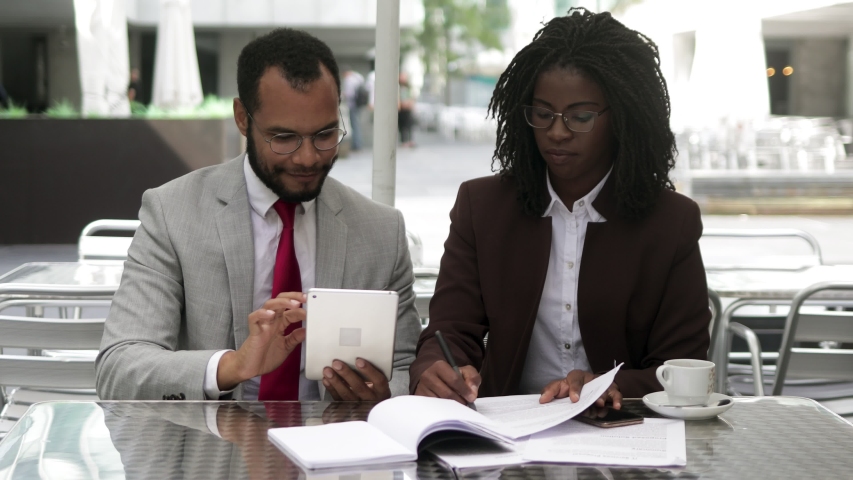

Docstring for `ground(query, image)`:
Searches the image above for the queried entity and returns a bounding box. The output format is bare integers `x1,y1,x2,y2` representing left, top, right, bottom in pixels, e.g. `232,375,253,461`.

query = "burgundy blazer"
409,174,711,398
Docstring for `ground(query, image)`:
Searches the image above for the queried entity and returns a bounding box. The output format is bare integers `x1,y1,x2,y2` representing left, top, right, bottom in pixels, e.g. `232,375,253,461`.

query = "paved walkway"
1,131,852,275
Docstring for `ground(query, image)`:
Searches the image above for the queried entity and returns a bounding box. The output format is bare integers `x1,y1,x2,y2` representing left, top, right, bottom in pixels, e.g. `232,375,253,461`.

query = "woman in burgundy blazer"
410,9,711,403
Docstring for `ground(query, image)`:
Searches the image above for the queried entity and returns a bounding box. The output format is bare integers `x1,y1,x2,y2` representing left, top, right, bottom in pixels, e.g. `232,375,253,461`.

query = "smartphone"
574,408,644,428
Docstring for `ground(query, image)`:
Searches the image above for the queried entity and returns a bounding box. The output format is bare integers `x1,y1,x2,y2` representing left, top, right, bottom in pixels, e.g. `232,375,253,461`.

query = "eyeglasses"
522,105,610,133
245,110,347,155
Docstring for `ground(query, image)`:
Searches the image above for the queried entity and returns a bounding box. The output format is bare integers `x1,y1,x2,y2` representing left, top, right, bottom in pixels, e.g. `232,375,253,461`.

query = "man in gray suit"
96,28,420,402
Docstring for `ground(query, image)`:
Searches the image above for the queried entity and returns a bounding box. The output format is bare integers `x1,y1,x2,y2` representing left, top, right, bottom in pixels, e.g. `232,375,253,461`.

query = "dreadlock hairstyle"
488,8,676,220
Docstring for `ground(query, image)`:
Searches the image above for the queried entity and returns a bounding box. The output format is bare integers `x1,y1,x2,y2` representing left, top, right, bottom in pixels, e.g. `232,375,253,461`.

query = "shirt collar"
543,166,613,222
242,154,316,218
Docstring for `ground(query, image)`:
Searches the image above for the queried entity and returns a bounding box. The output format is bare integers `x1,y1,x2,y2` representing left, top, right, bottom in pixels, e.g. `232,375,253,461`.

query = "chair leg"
728,322,766,396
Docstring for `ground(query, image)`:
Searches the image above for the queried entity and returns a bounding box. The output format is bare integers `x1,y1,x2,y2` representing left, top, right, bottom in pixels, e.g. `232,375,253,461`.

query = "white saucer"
642,392,734,420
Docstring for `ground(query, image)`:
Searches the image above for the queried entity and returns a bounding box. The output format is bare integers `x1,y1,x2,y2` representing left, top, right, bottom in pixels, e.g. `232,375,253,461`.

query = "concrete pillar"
847,35,853,118
217,30,254,99
47,27,82,110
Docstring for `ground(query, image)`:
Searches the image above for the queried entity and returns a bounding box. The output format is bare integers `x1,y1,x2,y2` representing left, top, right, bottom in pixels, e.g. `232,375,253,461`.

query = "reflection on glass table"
2,397,853,479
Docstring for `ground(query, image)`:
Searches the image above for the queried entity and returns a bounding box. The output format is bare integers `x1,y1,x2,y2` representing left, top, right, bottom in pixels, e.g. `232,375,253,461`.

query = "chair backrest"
406,230,424,268
78,219,140,261
413,267,439,328
0,315,105,350
701,228,823,270
773,281,853,395
0,315,104,391
0,356,96,389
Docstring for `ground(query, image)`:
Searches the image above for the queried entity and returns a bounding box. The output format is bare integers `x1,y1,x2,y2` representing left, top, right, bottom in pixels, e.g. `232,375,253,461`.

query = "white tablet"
304,288,399,381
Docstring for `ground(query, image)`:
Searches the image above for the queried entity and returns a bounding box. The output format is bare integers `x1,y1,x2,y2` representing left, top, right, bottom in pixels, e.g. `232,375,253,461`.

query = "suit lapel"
214,158,255,353
315,178,347,289
501,214,552,395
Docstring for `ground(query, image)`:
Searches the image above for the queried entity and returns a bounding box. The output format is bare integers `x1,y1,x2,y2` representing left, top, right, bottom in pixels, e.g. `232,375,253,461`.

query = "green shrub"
0,100,30,119
45,99,78,118
140,95,232,119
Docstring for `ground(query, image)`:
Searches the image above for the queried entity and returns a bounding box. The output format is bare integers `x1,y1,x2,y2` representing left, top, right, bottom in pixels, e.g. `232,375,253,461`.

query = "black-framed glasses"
522,105,610,133
245,109,347,155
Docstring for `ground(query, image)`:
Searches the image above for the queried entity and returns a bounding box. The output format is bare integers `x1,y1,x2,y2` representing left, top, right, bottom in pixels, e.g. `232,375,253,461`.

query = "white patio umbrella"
151,0,203,110
682,3,770,129
73,0,131,117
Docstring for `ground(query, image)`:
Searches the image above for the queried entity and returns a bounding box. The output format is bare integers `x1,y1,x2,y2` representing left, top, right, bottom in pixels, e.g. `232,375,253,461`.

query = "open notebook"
267,364,621,470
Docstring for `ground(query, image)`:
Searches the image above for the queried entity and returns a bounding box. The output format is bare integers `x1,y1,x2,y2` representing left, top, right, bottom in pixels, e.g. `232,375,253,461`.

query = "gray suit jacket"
96,156,421,400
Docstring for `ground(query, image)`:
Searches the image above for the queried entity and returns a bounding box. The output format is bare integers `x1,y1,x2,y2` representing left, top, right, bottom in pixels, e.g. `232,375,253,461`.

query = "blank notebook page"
267,421,416,469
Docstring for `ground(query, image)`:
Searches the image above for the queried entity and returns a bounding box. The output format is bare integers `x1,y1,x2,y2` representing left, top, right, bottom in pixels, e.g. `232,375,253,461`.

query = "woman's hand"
538,369,622,409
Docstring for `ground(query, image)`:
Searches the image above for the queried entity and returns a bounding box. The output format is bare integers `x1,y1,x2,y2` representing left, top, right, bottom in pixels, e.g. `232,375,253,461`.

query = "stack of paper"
267,364,686,471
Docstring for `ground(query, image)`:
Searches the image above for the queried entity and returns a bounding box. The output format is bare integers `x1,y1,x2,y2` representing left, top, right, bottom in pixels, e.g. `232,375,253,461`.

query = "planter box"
0,118,243,244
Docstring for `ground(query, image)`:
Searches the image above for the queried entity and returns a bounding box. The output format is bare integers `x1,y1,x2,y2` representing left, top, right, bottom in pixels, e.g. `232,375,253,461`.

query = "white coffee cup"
655,359,715,406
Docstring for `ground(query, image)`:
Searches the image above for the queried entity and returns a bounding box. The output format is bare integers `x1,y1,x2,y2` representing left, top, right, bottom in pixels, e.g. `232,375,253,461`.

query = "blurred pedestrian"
398,72,416,148
127,67,143,103
342,67,366,151
0,81,9,110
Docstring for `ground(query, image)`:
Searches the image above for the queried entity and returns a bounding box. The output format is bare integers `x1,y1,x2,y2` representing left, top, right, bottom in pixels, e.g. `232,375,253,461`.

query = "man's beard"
246,125,336,203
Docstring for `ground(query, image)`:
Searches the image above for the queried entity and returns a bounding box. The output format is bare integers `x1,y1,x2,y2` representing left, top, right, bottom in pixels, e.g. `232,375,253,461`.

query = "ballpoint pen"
434,330,477,411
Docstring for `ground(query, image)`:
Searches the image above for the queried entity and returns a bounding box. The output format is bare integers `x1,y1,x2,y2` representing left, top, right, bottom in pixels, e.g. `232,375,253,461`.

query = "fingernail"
333,361,343,371
290,299,300,306
323,368,333,379
263,309,275,317
356,358,366,369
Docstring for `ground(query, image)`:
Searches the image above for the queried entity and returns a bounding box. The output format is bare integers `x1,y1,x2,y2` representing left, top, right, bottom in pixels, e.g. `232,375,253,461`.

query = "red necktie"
258,200,303,401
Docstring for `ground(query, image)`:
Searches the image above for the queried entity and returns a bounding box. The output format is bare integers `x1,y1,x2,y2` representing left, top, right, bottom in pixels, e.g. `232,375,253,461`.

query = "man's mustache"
273,165,331,175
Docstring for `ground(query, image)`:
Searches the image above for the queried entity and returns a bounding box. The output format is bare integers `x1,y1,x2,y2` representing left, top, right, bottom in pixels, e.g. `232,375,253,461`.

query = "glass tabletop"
706,265,853,299
1,397,852,479
0,262,123,296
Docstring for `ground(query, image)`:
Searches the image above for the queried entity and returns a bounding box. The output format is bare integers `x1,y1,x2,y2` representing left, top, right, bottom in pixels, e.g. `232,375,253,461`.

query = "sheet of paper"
523,418,687,467
474,363,622,438
267,421,416,470
429,436,528,470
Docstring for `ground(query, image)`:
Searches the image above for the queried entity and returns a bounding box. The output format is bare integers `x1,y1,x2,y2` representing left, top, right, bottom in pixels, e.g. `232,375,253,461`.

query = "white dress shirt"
517,168,612,394
202,155,320,401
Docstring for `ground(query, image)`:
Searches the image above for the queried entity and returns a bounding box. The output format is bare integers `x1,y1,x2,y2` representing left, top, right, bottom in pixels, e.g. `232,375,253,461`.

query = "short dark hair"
489,8,676,220
237,28,341,114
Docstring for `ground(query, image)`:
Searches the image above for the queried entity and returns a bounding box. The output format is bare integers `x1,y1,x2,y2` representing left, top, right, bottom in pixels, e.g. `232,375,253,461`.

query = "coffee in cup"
655,359,715,406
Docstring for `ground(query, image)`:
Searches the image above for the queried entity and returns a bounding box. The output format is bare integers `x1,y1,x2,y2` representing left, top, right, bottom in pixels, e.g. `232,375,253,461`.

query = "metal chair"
0,306,105,439
406,229,424,268
728,281,853,415
413,267,438,329
78,219,140,262
709,289,766,395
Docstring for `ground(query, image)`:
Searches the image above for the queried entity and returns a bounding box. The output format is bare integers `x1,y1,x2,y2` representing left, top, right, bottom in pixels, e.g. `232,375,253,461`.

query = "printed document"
524,418,687,467
474,364,621,438
268,364,625,470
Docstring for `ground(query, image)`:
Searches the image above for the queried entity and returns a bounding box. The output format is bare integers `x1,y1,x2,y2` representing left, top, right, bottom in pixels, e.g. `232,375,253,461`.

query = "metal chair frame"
773,281,853,396
78,219,140,261
709,289,766,395
702,228,823,270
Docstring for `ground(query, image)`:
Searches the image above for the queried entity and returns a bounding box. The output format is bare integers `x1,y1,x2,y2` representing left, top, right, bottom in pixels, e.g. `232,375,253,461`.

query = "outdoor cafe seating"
2,220,853,477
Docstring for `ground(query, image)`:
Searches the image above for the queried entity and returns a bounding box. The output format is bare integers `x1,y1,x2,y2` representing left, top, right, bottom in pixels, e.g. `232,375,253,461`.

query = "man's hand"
539,369,622,409
414,360,481,405
217,292,307,391
322,358,391,401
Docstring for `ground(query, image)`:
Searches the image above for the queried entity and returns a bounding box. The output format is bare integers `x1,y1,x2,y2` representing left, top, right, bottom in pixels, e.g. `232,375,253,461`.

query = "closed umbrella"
74,0,131,117
151,0,203,110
